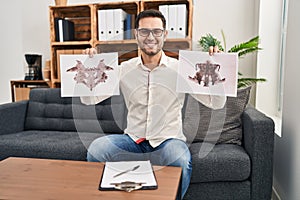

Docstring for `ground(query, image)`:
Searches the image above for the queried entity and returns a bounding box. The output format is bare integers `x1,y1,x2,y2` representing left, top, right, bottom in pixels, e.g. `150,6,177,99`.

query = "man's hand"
209,46,222,56
82,47,98,57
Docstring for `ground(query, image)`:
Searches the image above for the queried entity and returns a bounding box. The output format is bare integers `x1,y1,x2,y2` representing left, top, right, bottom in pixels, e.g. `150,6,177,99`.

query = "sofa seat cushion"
185,181,251,200
189,142,250,183
25,88,127,133
0,130,106,161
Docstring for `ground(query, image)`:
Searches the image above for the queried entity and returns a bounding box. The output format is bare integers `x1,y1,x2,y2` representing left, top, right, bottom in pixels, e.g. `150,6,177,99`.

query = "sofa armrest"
242,106,275,200
0,100,28,135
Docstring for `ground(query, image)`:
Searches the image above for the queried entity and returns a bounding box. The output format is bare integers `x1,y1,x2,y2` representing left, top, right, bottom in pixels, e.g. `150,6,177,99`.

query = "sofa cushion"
25,88,127,133
183,86,251,145
0,130,104,161
185,181,251,200
189,142,251,183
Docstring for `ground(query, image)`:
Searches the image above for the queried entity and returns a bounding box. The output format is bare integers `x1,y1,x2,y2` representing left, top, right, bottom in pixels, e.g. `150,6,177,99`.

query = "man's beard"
140,47,160,56
138,40,164,56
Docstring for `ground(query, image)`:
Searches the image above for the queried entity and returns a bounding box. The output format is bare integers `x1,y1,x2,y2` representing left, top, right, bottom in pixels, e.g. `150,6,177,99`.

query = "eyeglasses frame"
136,28,165,37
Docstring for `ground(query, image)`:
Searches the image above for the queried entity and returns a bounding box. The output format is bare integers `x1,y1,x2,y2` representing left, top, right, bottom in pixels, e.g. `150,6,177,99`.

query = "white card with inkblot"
176,50,238,97
60,52,119,97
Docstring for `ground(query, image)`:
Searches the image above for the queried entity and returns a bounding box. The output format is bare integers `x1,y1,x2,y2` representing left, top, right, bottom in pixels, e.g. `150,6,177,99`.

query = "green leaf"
198,34,224,52
238,47,262,57
228,36,262,57
238,78,266,88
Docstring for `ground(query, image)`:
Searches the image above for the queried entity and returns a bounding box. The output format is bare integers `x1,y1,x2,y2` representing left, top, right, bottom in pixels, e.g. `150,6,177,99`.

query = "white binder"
177,4,187,38
106,9,115,40
58,19,64,42
98,9,107,41
167,4,178,38
113,9,126,40
159,5,169,33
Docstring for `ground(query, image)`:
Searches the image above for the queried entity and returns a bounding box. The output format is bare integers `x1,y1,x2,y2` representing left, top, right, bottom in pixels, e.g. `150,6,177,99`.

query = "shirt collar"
137,51,168,70
159,51,168,67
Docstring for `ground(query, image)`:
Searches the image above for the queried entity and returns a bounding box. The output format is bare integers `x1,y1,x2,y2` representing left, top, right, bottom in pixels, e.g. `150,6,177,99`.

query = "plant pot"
55,0,67,6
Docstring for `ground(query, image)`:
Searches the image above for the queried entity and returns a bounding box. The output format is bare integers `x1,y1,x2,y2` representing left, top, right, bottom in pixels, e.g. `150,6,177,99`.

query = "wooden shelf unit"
49,0,193,87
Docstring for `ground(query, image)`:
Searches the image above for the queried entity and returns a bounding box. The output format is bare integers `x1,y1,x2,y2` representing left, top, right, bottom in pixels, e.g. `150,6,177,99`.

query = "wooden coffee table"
0,157,181,200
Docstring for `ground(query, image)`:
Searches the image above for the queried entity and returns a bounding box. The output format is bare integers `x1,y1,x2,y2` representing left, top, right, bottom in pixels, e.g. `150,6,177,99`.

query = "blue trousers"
87,134,192,199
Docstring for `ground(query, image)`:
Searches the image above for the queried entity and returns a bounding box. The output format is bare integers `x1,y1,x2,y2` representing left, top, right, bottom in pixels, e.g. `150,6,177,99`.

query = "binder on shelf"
106,9,115,40
58,19,64,42
54,18,60,41
113,9,126,40
54,18,75,42
130,14,136,38
176,4,187,38
99,160,158,191
98,9,107,41
167,4,178,38
159,5,169,31
124,14,132,39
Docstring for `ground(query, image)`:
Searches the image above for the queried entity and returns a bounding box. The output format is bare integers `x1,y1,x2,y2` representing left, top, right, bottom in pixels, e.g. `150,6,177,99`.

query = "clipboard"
98,160,158,192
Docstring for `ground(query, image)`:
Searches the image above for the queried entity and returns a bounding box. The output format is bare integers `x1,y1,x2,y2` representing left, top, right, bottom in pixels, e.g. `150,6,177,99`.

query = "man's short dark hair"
135,9,166,29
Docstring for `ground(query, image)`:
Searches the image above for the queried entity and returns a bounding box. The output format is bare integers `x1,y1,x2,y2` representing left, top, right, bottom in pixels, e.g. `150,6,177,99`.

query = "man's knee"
159,139,191,166
86,136,111,162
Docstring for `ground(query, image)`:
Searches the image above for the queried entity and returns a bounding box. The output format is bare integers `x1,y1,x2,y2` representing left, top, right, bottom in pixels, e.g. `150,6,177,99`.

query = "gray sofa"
0,88,274,200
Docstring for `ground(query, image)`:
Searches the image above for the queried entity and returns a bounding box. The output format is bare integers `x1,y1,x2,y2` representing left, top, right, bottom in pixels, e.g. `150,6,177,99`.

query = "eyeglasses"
137,28,165,37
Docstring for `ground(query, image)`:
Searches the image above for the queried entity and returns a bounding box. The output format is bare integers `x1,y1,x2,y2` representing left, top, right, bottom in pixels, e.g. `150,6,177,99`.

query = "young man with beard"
81,9,226,199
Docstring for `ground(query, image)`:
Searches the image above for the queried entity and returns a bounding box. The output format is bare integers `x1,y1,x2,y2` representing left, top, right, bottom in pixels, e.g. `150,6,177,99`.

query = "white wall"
273,0,300,199
255,0,284,136
0,1,24,103
0,0,52,103
0,0,257,104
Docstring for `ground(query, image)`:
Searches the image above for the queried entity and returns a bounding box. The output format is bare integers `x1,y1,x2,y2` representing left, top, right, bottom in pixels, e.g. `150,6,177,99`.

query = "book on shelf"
123,13,132,39
124,13,135,39
54,18,75,42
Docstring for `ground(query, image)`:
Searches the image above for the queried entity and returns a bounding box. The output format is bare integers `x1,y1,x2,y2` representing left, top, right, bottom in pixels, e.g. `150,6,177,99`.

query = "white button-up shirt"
81,52,226,147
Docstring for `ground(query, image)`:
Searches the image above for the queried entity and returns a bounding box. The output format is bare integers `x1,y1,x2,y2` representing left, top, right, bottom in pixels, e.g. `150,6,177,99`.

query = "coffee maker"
24,54,43,80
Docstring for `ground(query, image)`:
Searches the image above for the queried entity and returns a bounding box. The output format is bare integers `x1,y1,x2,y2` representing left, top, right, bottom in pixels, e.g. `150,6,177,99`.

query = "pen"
113,165,140,178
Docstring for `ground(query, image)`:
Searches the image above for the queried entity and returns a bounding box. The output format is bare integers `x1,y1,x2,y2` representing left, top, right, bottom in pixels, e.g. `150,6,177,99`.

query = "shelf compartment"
50,5,92,42
140,0,193,40
95,2,139,42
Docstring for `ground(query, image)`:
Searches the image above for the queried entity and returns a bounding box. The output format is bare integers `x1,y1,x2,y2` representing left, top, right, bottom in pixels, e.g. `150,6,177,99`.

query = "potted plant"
198,33,266,88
